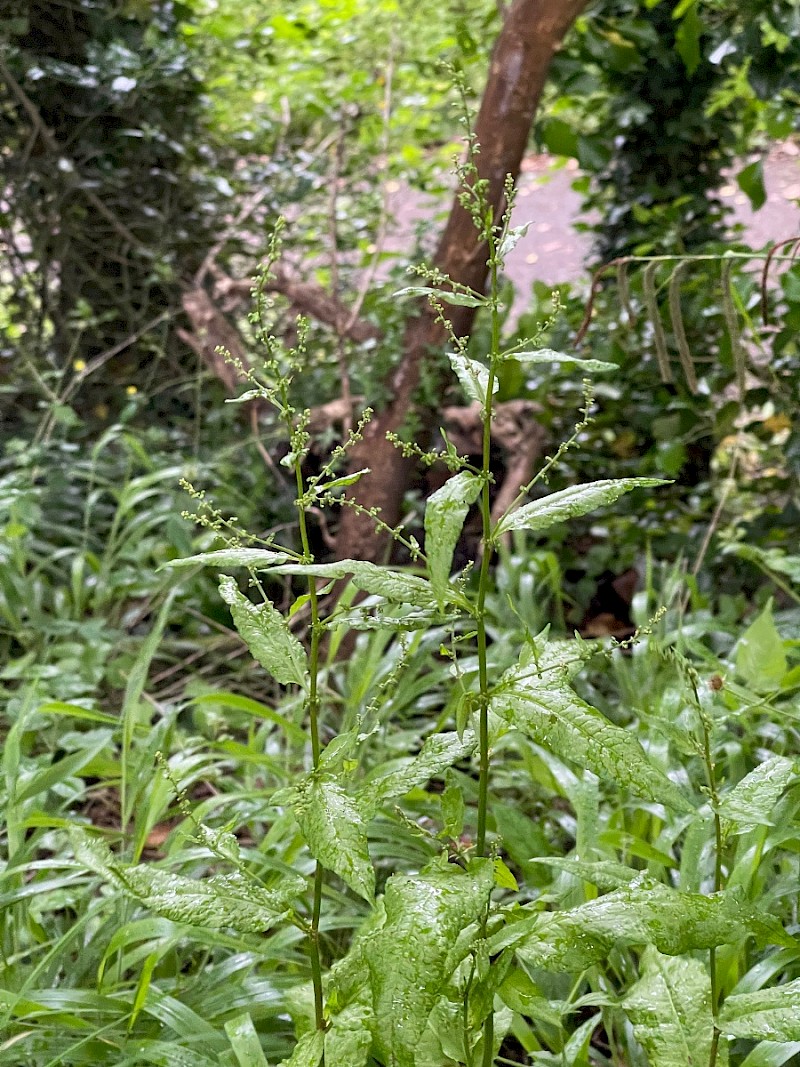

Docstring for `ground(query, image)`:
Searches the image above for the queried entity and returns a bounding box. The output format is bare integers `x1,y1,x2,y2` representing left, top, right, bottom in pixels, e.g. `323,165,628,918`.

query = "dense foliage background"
1,1,799,1065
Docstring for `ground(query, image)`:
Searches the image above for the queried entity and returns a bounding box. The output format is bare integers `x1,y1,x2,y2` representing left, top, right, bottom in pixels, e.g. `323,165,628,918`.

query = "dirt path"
383,142,800,316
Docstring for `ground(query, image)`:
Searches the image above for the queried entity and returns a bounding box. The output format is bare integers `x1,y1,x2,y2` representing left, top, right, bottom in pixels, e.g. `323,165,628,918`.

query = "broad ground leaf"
424,471,482,607
495,478,667,537
165,548,293,571
271,560,438,608
736,600,787,690
293,774,374,901
623,947,723,1067
219,576,308,687
491,643,694,814
358,729,477,815
364,858,494,1067
720,978,800,1040
71,830,303,933
718,756,797,832
490,882,781,970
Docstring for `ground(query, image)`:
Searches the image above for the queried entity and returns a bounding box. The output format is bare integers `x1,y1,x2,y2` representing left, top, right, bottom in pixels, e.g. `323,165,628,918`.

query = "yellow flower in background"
126,385,138,396
73,359,86,371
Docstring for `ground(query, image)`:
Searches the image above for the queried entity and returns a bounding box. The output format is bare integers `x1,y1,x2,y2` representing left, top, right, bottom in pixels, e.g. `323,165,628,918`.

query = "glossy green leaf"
324,999,373,1067
491,882,776,968
529,857,642,891
491,642,695,814
71,830,304,933
495,477,667,536
224,1013,271,1067
424,471,482,607
358,729,477,815
219,575,308,687
293,774,374,901
497,222,531,260
718,756,797,832
365,858,494,1067
720,978,800,1040
394,285,487,307
736,599,787,690
164,548,293,571
623,947,720,1067
503,348,616,373
448,352,497,404
271,560,438,608
278,1030,323,1067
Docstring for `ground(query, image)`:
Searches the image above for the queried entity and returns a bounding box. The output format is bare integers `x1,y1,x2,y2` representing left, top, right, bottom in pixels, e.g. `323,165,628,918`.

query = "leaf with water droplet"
718,755,797,833
622,948,720,1067
219,576,308,687
71,829,303,934
293,773,374,901
424,471,482,609
491,640,695,814
720,977,800,1040
364,858,494,1067
496,478,668,537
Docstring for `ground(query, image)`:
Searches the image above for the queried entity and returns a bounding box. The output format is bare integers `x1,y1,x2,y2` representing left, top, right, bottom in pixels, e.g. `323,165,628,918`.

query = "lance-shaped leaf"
491,649,695,814
490,881,788,969
622,948,721,1067
293,774,374,901
165,548,293,571
502,348,616,374
358,729,477,816
495,478,667,537
718,756,797,833
448,352,497,404
219,576,308,687
365,859,494,1067
720,978,800,1040
394,285,487,307
270,560,438,609
71,829,303,934
497,222,531,260
424,471,483,608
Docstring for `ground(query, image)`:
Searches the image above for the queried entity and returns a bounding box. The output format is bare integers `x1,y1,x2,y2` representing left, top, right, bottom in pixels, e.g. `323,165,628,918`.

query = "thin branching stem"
294,460,326,1030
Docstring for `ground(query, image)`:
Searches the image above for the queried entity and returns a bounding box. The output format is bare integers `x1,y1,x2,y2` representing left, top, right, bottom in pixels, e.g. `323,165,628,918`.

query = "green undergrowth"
3,169,800,1067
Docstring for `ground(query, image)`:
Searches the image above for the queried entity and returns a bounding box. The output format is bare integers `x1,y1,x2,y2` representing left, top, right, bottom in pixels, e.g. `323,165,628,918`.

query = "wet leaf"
293,774,374,901
71,830,303,934
720,978,800,1040
491,640,695,814
623,948,721,1067
424,471,482,608
219,576,308,687
496,478,667,536
365,859,494,1067
718,756,797,832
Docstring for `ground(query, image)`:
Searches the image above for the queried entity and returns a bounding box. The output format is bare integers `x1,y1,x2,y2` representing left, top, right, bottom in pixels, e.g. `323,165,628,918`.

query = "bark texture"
334,0,590,563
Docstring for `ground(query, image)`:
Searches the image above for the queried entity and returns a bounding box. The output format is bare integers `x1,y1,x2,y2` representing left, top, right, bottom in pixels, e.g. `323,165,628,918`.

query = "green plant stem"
477,252,501,1067
699,687,724,1067
295,463,326,1032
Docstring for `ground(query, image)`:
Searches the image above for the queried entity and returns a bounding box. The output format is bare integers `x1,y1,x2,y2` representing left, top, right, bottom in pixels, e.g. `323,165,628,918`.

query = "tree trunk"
334,0,589,564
